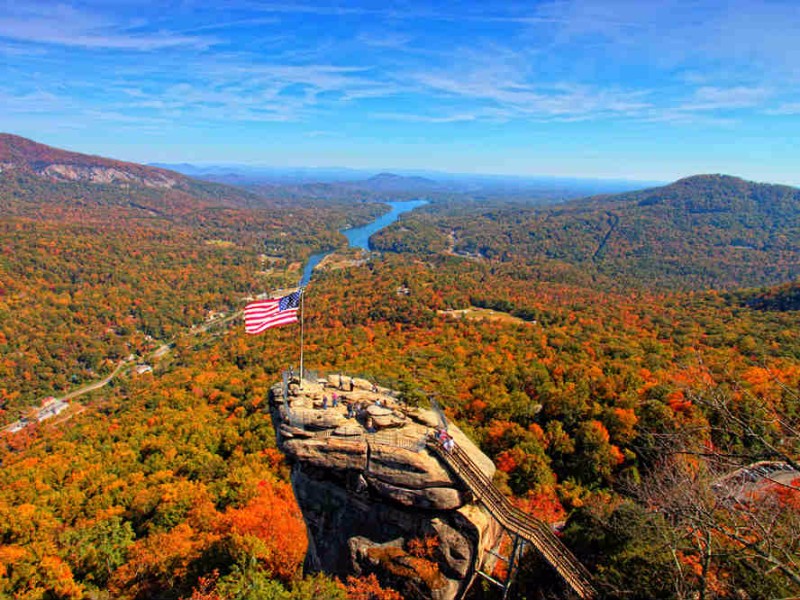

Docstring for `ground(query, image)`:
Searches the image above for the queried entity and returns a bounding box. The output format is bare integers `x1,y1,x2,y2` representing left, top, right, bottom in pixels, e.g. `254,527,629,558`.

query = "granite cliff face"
0,133,182,188
270,375,503,599
39,163,179,188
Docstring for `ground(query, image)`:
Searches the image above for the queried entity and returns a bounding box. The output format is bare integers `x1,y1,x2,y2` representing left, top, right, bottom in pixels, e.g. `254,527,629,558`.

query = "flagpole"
299,287,305,389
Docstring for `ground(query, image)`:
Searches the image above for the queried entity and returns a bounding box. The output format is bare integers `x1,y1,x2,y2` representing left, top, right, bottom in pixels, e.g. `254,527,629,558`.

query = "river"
300,199,428,287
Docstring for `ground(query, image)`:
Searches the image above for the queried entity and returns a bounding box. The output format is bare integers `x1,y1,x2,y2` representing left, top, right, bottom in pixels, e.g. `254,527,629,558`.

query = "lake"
300,199,428,287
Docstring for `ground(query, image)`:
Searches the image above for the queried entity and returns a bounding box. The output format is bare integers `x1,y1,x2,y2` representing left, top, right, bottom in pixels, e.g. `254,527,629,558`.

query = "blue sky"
2,0,799,184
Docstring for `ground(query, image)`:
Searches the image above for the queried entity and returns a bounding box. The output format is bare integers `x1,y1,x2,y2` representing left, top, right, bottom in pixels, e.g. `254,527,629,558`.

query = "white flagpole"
299,288,305,388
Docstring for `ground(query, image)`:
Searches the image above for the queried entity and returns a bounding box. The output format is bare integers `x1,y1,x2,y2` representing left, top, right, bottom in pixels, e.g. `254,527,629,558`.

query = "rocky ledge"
270,374,502,599
40,163,179,188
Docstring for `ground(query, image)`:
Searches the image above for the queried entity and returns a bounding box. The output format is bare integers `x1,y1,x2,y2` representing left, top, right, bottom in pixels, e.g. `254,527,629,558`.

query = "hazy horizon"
2,1,799,185
151,160,666,185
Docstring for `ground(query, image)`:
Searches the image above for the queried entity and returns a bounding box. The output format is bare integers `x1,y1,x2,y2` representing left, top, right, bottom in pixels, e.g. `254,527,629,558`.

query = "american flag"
244,290,301,334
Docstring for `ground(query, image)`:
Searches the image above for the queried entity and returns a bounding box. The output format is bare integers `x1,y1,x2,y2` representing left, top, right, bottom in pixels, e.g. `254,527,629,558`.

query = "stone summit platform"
271,373,495,511
270,373,596,600
269,373,503,600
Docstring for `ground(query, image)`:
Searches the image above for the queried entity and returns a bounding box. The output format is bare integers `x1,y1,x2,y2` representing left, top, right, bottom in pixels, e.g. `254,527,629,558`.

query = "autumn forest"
1,134,799,599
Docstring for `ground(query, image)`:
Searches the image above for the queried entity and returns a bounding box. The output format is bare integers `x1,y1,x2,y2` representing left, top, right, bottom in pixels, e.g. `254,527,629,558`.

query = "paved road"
59,359,131,401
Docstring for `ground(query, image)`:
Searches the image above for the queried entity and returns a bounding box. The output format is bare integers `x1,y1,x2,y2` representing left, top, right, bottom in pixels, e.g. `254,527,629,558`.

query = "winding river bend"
300,199,428,287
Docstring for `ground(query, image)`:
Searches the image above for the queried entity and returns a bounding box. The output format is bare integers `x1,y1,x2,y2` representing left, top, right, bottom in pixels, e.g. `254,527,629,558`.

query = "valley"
0,135,798,599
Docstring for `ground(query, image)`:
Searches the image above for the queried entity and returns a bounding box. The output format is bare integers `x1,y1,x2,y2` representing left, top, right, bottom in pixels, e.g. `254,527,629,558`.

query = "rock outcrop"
0,133,182,189
270,375,503,599
41,163,179,188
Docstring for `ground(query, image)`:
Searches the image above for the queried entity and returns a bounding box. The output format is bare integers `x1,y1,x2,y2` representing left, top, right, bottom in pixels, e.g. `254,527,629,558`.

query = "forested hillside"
730,280,800,312
0,137,387,422
372,174,800,290
1,140,799,599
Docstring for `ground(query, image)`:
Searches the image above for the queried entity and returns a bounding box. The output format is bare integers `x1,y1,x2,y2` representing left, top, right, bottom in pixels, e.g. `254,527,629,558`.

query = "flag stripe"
245,309,298,334
244,299,279,314
244,292,301,334
244,308,279,319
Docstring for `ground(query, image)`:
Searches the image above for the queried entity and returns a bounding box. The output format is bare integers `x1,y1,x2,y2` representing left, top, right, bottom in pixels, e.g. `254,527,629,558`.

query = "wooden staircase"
429,440,596,599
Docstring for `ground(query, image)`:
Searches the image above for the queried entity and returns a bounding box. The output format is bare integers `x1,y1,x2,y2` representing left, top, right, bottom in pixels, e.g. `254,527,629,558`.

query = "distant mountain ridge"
154,162,658,203
557,174,800,288
364,172,443,192
0,133,185,189
5,136,797,293
558,174,800,289
591,174,800,215
0,134,263,214
393,173,800,291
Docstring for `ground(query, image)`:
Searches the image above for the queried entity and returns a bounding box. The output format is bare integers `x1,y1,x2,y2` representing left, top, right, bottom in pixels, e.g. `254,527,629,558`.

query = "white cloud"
373,111,480,123
678,86,772,111
3,0,797,131
401,43,654,122
766,102,800,116
99,60,402,124
0,90,65,113
356,31,413,50
305,130,335,137
0,3,213,50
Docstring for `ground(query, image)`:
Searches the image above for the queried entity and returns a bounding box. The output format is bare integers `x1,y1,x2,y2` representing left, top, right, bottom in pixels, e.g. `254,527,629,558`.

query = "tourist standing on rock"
339,374,344,390
332,392,339,407
350,378,355,392
322,395,328,409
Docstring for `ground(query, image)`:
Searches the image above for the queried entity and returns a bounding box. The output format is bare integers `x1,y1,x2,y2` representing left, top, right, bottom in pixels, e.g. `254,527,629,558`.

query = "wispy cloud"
374,111,480,124
3,0,794,127
526,0,800,82
0,3,213,50
231,2,375,17
0,40,47,56
85,109,169,126
411,72,653,120
0,90,66,113
100,61,403,123
356,31,413,50
177,17,280,35
679,86,772,111
2,0,800,184
396,41,654,122
305,130,335,137
766,102,800,116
